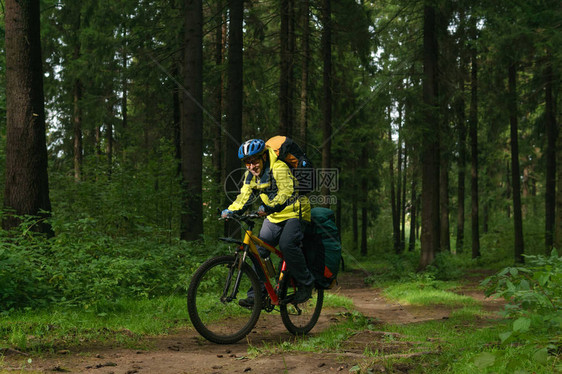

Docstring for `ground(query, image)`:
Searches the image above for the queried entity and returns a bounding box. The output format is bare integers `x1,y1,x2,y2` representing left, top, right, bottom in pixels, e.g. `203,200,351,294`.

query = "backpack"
303,207,342,289
266,136,314,194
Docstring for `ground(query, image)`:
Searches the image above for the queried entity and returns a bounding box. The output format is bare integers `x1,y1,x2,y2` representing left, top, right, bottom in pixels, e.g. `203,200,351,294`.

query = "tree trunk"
72,8,83,182
440,144,450,252
544,53,556,255
469,35,480,259
213,0,225,189
455,76,466,253
173,64,182,176
401,145,407,252
409,166,418,252
95,126,102,157
279,0,295,137
224,0,244,237
121,26,128,160
508,63,524,263
555,93,562,250
106,115,113,176
298,0,310,147
320,0,332,206
419,3,440,270
3,0,53,235
360,146,368,256
73,78,83,182
180,0,204,241
389,126,400,253
396,107,404,253
105,92,114,177
505,159,512,218
352,185,358,251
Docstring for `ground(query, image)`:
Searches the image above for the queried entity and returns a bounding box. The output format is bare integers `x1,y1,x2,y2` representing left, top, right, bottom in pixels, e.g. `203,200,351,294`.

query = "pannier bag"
266,136,315,194
304,207,342,289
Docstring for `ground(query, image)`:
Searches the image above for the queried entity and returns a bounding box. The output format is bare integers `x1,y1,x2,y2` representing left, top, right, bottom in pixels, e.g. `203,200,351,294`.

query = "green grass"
323,291,355,309
383,280,477,307
378,312,560,373
0,295,189,353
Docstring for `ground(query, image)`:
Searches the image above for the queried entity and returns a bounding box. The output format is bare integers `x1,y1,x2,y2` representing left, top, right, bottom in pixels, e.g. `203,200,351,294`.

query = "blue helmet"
238,139,266,160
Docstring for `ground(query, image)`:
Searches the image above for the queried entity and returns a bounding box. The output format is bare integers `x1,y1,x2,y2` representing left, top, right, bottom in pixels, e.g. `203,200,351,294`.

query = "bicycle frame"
241,226,287,306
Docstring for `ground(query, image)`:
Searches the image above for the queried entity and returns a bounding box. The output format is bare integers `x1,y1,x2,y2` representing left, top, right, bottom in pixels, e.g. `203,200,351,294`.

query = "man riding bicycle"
221,138,314,306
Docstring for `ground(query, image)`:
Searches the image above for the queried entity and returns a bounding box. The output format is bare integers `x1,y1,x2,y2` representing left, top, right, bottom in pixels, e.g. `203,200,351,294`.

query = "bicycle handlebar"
219,212,261,222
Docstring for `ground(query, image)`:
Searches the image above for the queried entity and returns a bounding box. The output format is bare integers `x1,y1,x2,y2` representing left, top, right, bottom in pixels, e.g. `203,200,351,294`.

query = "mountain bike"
187,213,324,344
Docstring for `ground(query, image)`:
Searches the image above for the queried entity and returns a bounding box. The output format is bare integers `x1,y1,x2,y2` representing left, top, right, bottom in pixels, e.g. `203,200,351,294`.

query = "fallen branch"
0,348,29,356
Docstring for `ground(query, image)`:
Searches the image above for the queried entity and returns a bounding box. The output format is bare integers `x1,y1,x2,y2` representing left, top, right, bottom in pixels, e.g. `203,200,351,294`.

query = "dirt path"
1,271,502,374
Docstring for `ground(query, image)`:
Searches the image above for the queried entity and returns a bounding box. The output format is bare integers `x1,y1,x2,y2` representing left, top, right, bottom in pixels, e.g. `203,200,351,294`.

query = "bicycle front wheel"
187,255,262,344
279,280,324,335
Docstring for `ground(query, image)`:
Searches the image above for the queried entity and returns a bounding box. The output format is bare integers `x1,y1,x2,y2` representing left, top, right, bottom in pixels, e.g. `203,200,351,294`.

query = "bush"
0,216,227,312
482,250,562,347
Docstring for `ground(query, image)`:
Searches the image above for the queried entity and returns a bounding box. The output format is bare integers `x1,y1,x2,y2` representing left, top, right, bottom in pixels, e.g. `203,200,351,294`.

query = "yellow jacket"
228,148,311,223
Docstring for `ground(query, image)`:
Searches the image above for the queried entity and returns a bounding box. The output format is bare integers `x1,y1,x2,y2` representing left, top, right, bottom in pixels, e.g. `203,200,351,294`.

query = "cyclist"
222,138,314,306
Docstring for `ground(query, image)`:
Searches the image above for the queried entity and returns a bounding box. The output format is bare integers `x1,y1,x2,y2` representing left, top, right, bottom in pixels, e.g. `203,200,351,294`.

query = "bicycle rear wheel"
187,255,262,344
279,279,324,335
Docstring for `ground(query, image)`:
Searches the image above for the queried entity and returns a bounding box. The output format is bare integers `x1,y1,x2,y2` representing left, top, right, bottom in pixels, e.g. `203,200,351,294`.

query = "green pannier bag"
304,207,342,289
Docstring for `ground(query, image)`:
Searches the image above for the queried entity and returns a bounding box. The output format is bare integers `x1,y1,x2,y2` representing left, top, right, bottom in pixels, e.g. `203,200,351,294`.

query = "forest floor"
0,270,504,374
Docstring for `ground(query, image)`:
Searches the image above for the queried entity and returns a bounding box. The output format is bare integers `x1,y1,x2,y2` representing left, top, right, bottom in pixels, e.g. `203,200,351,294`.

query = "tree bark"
389,126,400,253
440,143,450,252
279,0,295,137
180,0,204,241
320,0,332,206
555,95,562,250
72,8,83,182
3,0,53,235
105,91,114,177
224,0,244,236
544,52,556,255
121,25,128,160
409,166,418,252
455,76,466,253
469,34,480,259
213,0,225,190
298,0,310,147
508,63,524,263
401,144,407,252
396,106,404,253
360,146,368,256
173,64,181,176
352,181,358,251
106,118,113,176
419,3,440,270
73,78,83,182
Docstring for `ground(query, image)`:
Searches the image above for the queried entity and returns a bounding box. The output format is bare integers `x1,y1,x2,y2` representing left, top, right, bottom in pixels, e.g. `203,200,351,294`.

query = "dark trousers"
247,218,314,299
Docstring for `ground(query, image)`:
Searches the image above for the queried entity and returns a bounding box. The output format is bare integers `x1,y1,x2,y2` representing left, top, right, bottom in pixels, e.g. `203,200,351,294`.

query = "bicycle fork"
221,251,247,303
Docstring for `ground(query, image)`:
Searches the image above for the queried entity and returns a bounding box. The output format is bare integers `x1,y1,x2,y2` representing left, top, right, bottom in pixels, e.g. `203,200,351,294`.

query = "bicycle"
187,213,324,344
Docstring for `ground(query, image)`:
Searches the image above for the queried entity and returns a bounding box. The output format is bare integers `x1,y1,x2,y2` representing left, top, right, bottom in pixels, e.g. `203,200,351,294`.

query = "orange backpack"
266,136,315,194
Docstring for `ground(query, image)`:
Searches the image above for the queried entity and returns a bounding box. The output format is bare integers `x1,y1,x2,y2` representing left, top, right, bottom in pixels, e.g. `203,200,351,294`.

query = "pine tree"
3,0,53,235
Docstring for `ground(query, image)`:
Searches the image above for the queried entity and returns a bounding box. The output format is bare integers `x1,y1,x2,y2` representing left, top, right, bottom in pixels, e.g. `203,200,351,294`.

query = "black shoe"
238,297,254,308
293,284,313,304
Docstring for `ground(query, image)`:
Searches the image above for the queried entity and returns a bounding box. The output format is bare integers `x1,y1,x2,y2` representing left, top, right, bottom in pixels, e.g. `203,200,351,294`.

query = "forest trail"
1,270,503,374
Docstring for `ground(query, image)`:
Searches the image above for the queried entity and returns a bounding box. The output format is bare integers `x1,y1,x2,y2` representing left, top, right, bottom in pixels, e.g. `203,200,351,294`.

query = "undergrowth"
0,215,225,313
